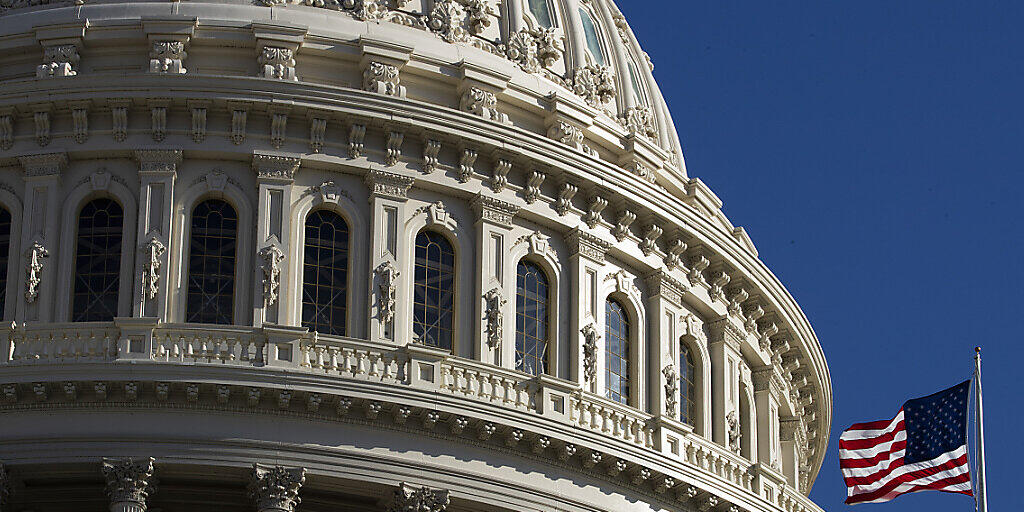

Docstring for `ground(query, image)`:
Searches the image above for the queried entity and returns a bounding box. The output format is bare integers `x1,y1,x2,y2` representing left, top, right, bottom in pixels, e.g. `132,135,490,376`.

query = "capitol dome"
0,1,831,511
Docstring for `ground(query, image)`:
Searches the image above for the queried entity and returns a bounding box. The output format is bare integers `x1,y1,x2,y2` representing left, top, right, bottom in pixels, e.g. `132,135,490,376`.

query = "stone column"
504,0,524,35
707,316,744,450
644,270,686,417
0,462,10,512
101,457,156,512
248,464,305,512
132,150,181,319
779,417,804,491
566,228,609,392
470,194,518,367
753,367,784,474
16,153,66,323
386,482,450,512
561,0,588,69
251,152,300,327
365,170,414,344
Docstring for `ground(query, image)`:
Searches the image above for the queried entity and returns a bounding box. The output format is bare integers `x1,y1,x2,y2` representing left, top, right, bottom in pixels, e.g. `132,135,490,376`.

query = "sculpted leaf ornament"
258,243,285,307
663,364,678,416
248,464,306,512
484,288,506,349
428,0,468,43
102,457,156,509
581,323,600,383
571,64,616,107
24,240,48,303
141,236,166,300
376,261,400,326
387,482,450,512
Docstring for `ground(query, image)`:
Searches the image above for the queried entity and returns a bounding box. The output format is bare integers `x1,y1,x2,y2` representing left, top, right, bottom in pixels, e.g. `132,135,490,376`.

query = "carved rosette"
248,464,306,512
141,237,166,300
483,288,505,349
101,457,156,511
387,482,450,512
581,323,599,383
571,65,616,108
427,0,468,43
24,241,48,303
258,243,285,307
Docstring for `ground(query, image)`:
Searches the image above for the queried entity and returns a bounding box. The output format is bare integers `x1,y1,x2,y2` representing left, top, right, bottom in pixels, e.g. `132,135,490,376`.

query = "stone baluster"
248,464,306,512
101,457,156,512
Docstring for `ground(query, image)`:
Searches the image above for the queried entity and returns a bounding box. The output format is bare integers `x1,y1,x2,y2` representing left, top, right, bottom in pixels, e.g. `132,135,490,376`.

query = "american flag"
839,380,973,504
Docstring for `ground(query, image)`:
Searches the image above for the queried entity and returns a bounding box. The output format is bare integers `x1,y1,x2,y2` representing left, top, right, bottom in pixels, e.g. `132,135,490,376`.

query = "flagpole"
974,347,988,512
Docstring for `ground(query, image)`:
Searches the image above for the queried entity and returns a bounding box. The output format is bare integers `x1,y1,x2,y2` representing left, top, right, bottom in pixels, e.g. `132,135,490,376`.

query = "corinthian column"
248,464,305,512
101,457,156,512
386,483,450,512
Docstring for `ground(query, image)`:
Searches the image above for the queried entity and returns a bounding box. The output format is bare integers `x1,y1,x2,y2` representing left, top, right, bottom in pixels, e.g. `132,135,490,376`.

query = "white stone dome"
0,1,831,511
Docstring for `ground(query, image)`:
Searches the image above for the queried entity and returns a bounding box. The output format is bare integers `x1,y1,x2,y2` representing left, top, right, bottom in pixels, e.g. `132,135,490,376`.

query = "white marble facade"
0,1,831,511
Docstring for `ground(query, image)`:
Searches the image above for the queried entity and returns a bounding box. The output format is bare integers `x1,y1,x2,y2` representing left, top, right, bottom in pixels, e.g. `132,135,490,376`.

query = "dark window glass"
579,8,606,66
413,231,454,350
72,198,123,322
605,299,630,405
528,0,554,28
302,210,350,336
0,207,11,317
680,342,697,425
186,200,237,325
516,260,549,375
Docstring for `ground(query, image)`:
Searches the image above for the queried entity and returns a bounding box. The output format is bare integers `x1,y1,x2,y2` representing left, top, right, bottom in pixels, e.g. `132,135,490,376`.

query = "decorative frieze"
248,464,306,512
149,41,187,74
36,44,79,78
566,227,609,263
19,152,66,177
134,149,181,175
252,152,300,182
645,270,686,306
363,61,404,97
102,457,156,512
387,482,450,512
365,169,414,200
259,46,297,80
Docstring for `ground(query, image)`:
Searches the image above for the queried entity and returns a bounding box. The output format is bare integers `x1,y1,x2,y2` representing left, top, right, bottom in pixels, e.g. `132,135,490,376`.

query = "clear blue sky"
620,2,1021,510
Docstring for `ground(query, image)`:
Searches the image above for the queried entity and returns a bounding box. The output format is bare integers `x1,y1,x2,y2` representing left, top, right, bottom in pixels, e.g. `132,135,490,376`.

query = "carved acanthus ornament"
581,323,599,383
248,464,306,512
387,482,450,512
141,236,166,300
639,224,663,256
663,364,678,416
376,261,399,326
612,210,636,241
24,241,48,303
259,46,297,80
619,106,656,138
460,0,494,35
524,170,545,203
427,0,468,43
36,44,79,78
505,28,563,73
483,288,505,349
102,457,156,511
460,87,508,124
258,243,285,307
149,41,186,74
363,61,404,96
554,182,577,216
571,65,616,108
726,410,741,454
547,121,594,155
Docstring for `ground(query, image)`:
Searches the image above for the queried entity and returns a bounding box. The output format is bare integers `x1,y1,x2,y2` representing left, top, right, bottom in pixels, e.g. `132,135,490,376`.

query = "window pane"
0,207,10,317
628,60,646,105
680,343,697,425
302,210,350,336
579,8,606,66
413,231,455,351
528,0,554,28
516,261,549,376
72,198,123,322
186,200,237,325
605,299,629,404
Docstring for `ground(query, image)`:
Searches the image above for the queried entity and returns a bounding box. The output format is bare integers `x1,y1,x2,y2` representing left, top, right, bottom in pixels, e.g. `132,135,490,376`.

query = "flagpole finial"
975,346,981,353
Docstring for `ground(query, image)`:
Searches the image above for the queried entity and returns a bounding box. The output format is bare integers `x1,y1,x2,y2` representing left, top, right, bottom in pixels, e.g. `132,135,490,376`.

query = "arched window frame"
523,0,560,30
0,187,22,321
402,201,468,356
411,229,457,351
171,173,253,325
577,5,610,67
287,183,368,337
504,231,563,375
514,257,555,376
626,55,650,106
679,338,698,426
679,313,713,437
599,271,646,409
299,208,352,337
54,174,137,322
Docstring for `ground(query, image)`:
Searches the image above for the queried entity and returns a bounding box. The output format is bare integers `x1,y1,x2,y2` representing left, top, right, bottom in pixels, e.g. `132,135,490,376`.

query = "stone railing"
152,323,265,365
7,322,119,362
568,391,656,449
440,356,536,411
681,430,756,491
297,334,407,386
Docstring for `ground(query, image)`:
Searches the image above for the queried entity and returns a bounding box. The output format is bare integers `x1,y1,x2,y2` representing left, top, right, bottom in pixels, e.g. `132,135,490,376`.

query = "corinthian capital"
248,464,306,512
387,483,450,512
101,457,156,512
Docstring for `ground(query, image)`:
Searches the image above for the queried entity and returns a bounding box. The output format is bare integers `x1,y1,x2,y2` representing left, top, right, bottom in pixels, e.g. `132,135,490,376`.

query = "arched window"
516,260,549,375
527,0,555,28
72,198,123,322
186,199,237,325
579,8,607,66
605,298,630,405
302,210,350,336
413,230,455,350
628,59,647,105
0,207,11,317
680,341,697,425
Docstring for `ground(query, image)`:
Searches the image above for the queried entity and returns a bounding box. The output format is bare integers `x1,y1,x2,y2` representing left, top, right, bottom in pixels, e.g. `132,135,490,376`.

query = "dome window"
72,198,123,322
605,298,630,405
302,210,351,336
579,8,607,67
186,199,238,325
515,260,550,376
413,230,455,351
527,0,556,29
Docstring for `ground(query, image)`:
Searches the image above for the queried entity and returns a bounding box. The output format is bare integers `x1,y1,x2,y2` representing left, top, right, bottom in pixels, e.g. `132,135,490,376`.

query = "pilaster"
754,366,784,474
707,315,744,448
16,152,66,323
133,150,181,319
644,270,686,418
101,457,156,512
470,193,518,367
365,169,414,344
252,151,300,326
566,227,608,391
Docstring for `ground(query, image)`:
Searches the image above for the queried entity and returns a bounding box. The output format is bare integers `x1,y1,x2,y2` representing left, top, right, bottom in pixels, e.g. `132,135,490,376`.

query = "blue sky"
619,2,1022,510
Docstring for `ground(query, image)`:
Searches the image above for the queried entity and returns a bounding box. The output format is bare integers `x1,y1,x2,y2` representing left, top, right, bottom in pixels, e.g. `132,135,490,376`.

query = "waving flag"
839,380,973,504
